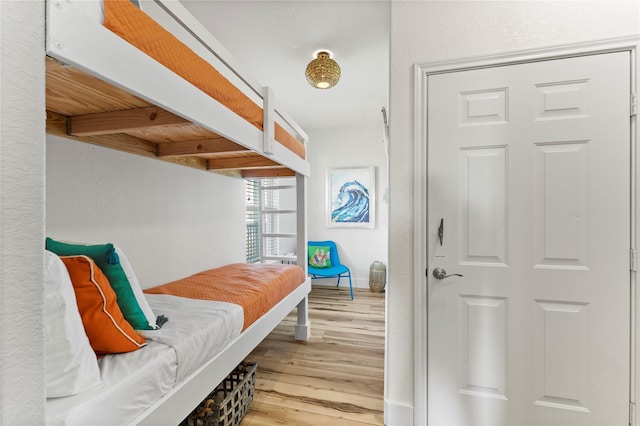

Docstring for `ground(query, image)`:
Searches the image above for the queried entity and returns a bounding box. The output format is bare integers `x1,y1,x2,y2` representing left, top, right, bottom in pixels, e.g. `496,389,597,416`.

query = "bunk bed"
44,0,311,424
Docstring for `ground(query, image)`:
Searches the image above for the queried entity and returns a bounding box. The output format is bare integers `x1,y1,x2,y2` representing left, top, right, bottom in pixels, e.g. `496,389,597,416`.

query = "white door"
427,52,631,425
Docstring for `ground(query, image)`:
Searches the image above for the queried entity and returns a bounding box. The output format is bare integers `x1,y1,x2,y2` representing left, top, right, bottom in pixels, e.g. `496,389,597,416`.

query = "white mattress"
46,295,244,426
141,294,244,382
46,342,176,426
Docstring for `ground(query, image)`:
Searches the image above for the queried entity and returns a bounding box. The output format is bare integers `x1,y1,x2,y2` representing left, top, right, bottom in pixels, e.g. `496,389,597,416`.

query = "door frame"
413,36,640,426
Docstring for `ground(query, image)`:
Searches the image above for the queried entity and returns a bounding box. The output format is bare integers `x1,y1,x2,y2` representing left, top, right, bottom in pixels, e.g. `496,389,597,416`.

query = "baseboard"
354,277,369,288
384,399,413,426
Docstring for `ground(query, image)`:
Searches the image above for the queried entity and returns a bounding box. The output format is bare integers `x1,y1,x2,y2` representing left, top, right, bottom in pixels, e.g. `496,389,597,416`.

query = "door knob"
432,267,463,280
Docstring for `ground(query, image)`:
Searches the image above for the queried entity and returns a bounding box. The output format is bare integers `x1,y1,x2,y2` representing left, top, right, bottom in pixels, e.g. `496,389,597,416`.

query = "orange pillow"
61,255,146,355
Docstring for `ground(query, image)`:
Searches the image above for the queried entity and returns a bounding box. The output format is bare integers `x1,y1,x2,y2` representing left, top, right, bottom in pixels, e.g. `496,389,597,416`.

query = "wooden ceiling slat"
46,57,149,115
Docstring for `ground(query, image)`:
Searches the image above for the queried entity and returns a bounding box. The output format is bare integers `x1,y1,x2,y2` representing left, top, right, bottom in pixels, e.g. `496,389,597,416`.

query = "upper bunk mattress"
144,263,306,330
102,0,305,160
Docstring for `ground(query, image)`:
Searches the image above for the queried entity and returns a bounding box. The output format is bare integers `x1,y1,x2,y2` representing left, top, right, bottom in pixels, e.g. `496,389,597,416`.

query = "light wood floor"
241,285,386,426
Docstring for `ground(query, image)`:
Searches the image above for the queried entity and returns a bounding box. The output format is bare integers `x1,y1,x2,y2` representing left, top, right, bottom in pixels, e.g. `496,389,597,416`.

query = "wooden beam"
157,138,248,157
69,106,191,136
47,110,156,156
207,156,280,170
242,168,296,178
47,110,209,171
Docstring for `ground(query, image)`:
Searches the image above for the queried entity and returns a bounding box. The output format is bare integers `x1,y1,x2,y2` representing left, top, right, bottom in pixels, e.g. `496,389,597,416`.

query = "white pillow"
113,245,158,330
44,250,101,397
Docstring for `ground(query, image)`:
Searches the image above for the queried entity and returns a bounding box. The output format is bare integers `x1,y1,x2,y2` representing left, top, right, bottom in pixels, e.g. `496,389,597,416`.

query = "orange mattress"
144,263,305,330
103,0,305,160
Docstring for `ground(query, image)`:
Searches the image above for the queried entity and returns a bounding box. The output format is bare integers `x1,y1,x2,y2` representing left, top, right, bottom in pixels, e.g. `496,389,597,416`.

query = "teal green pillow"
45,238,152,330
308,246,332,268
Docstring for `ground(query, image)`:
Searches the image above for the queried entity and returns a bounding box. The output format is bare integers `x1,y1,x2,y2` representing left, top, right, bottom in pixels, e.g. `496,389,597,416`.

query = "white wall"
0,1,46,424
387,1,640,424
307,121,388,290
46,136,246,288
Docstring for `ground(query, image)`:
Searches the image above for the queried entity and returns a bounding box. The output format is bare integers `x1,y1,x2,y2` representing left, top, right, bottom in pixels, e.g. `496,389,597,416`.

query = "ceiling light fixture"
305,50,341,90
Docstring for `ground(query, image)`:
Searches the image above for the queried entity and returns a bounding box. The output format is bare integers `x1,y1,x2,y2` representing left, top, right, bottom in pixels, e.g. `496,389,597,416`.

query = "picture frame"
327,166,375,229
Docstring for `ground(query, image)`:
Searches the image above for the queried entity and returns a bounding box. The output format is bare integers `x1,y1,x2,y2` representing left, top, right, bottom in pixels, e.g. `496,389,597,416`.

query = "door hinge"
632,92,637,117
632,248,637,272
630,401,636,426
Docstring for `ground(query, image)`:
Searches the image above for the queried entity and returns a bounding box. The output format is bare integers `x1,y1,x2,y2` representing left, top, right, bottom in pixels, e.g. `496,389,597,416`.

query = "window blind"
245,179,260,263
261,179,280,258
245,178,280,263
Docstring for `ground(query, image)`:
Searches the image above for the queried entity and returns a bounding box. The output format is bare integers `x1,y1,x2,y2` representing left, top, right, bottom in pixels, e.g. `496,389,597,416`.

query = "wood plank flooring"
241,286,385,426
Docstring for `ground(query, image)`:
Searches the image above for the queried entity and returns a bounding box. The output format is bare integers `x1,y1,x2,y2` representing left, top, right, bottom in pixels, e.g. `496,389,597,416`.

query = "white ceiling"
180,0,390,131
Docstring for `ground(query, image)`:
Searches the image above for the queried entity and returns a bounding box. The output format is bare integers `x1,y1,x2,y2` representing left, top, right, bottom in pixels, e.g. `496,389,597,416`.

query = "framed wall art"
327,166,375,229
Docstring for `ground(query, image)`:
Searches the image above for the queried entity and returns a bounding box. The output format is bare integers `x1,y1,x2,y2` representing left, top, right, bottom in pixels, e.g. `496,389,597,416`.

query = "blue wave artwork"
331,180,370,223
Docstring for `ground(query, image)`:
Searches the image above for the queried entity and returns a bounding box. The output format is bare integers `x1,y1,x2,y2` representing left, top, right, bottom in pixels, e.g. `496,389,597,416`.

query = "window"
245,178,280,263
261,179,280,258
245,179,260,263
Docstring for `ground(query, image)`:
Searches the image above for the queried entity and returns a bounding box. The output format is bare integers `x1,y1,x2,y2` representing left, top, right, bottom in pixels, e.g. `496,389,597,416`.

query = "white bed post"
295,172,310,340
295,294,310,341
262,86,274,155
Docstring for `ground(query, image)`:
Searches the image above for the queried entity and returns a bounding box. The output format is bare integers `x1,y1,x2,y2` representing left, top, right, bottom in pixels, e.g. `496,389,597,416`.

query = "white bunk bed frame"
46,0,310,177
45,1,311,424
135,277,310,425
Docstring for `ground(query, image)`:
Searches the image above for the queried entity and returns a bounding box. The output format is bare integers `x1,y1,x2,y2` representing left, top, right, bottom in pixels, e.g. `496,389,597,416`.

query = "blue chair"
307,240,353,300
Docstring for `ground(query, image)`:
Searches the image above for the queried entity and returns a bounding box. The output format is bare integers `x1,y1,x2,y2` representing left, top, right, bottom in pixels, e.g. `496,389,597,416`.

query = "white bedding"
46,295,244,426
46,342,176,426
141,294,244,382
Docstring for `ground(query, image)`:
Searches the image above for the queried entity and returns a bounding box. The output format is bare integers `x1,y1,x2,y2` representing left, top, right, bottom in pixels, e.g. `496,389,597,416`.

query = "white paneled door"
427,52,631,425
